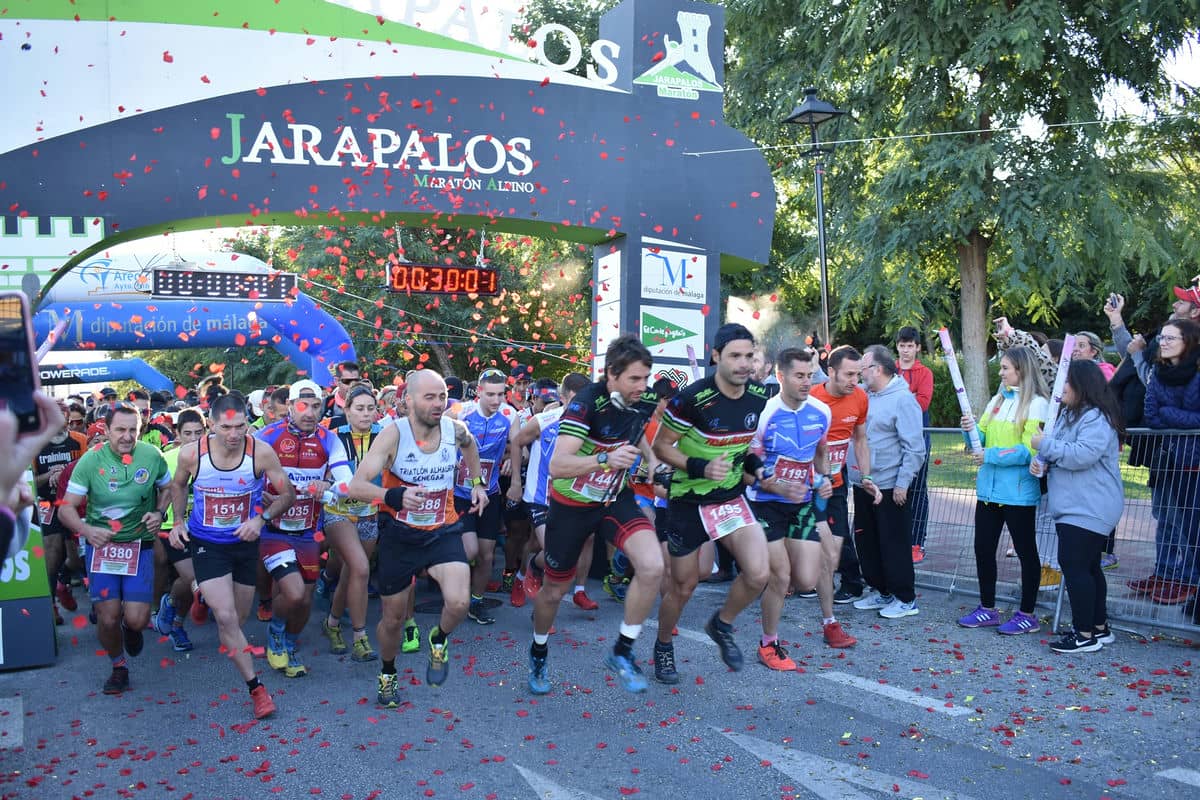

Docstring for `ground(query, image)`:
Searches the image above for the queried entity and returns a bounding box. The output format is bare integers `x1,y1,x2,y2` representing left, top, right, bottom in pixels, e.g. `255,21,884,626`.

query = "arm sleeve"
154,451,172,487
1039,412,1113,470
1111,325,1132,356
1131,351,1153,386
896,399,927,488
983,407,1043,467
912,367,933,412
1143,380,1163,427
1008,328,1057,385
557,394,595,441
65,451,94,497
660,393,696,437
324,434,355,486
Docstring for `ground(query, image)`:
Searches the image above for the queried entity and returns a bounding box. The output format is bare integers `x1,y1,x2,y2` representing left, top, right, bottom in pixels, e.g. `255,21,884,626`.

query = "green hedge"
927,357,974,428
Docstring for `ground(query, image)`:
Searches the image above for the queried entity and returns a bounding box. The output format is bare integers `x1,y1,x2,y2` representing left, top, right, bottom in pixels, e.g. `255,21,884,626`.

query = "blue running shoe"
604,651,648,693
314,572,334,611
169,626,194,652
155,595,176,636
528,651,551,695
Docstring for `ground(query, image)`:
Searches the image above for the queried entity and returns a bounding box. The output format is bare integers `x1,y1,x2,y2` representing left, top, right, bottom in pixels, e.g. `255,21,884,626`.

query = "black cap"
510,365,534,380
712,323,755,353
99,386,118,398
445,376,464,400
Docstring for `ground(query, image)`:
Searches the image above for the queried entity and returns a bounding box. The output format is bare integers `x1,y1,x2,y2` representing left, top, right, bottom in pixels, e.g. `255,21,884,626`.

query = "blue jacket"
968,386,1048,506
1039,408,1125,534
1144,366,1200,470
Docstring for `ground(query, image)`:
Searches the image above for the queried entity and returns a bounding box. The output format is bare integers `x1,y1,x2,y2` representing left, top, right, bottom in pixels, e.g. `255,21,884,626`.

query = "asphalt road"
1,579,1197,800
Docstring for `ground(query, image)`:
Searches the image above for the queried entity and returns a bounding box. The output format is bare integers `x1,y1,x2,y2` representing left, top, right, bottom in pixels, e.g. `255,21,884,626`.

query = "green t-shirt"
67,442,171,542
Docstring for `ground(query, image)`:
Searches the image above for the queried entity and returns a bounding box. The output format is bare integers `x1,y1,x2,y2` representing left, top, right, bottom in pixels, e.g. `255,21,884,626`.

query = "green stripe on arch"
15,0,507,58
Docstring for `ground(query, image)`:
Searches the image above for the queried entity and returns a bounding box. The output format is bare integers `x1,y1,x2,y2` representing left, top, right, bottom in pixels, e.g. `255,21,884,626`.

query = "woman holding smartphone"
1031,360,1125,653
958,347,1049,635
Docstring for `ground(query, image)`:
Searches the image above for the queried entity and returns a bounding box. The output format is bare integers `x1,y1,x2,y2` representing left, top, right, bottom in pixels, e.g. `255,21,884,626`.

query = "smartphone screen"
0,293,41,433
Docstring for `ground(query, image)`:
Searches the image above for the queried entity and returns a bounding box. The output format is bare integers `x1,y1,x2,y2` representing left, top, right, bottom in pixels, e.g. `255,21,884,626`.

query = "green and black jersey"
662,376,768,505
550,380,659,506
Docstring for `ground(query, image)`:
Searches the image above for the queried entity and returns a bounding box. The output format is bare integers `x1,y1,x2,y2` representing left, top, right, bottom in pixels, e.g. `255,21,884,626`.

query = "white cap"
247,389,265,416
288,380,325,402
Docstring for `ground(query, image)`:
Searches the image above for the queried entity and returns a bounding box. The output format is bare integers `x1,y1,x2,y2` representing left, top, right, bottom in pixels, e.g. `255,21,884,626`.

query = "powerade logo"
632,11,722,100
40,365,113,381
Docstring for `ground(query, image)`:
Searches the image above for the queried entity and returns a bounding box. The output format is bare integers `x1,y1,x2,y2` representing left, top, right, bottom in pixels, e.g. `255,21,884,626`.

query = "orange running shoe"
573,590,599,611
823,621,857,648
757,641,797,671
251,684,276,719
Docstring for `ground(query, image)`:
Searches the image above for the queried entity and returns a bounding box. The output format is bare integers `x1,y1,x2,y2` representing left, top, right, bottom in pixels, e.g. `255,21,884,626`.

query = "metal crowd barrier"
855,428,1200,637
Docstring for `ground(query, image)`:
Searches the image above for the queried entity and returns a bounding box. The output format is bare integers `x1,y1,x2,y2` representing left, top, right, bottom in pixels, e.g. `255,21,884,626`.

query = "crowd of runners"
1,280,1198,722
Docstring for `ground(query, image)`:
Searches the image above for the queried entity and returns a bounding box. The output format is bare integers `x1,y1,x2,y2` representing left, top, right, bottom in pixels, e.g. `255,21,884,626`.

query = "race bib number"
202,491,253,528
278,498,318,532
698,496,756,541
90,540,142,576
772,456,813,488
456,459,496,490
827,440,850,475
570,469,620,502
399,489,450,528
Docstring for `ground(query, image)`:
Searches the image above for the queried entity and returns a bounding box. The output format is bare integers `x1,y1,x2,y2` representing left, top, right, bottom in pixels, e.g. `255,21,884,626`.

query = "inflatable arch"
0,0,776,384
32,251,356,385
39,358,174,392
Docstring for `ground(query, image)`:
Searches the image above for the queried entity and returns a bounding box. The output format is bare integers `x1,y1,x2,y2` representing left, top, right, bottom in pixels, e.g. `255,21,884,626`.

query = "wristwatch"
597,452,610,472
261,508,274,522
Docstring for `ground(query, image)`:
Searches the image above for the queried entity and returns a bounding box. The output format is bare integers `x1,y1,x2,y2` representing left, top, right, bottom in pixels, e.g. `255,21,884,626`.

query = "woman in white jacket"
1031,360,1125,654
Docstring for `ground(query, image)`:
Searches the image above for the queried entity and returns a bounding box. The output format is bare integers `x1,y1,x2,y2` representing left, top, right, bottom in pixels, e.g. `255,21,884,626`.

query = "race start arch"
0,0,776,383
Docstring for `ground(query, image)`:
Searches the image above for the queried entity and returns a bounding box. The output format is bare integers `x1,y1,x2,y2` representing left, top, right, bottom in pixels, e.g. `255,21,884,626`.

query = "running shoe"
833,587,862,605
1050,633,1101,654
256,600,272,623
602,574,630,602
1038,565,1062,591
1152,581,1196,605
56,581,78,612
604,651,649,693
468,598,496,625
283,644,308,678
1100,553,1119,571
266,625,289,671
878,599,919,619
351,636,377,663
573,590,599,611
485,578,502,593
102,666,130,695
251,684,276,719
190,589,209,625
427,633,449,687
611,549,631,576
1127,575,1164,595
402,621,420,654
852,591,892,611
377,672,400,708
169,627,194,652
705,613,744,671
501,571,516,594
957,605,1002,628
794,589,818,599
997,610,1040,635
122,623,144,657
653,640,680,684
528,651,552,695
155,595,177,636
757,641,797,671
823,621,857,648
911,545,925,564
322,620,348,655
1094,624,1116,645
522,555,544,598
510,577,527,608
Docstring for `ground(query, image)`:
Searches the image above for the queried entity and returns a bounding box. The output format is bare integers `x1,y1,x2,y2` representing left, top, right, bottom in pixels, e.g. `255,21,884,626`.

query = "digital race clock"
388,263,499,296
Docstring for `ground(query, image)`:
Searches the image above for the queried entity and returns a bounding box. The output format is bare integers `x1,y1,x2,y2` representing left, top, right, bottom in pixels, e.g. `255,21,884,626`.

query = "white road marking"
642,619,711,645
817,671,975,717
720,730,983,800
0,697,23,750
1157,768,1200,788
512,763,608,800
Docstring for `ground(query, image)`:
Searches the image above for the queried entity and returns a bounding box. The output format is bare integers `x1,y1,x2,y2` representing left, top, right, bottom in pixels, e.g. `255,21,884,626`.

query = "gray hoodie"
865,375,926,490
1038,407,1125,533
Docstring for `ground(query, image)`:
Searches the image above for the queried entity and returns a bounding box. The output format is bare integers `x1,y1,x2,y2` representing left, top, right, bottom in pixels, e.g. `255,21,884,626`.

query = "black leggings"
974,502,1039,613
1057,523,1108,633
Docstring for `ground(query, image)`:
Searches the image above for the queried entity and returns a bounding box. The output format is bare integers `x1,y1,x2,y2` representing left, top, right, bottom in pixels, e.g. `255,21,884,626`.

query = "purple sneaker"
998,610,1041,635
957,606,1001,628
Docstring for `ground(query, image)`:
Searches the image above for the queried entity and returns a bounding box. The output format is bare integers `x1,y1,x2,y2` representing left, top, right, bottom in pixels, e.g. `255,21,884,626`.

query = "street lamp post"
784,87,845,349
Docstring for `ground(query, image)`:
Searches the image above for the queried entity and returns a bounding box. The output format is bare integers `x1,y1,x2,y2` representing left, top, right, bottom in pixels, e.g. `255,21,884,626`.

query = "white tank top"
386,416,459,529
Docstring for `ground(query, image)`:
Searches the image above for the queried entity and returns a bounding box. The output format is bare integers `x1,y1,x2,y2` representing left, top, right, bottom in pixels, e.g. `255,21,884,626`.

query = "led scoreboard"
389,263,499,296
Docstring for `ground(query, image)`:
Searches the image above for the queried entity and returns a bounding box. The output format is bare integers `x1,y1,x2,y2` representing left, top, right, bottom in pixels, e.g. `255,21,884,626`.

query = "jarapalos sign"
0,0,774,381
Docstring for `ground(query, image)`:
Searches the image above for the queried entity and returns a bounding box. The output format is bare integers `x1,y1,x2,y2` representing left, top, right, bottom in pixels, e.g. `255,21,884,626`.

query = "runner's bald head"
406,369,446,397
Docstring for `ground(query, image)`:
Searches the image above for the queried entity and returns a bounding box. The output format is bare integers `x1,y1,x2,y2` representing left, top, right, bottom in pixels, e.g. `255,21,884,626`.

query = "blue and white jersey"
453,403,514,498
746,394,831,504
523,407,563,506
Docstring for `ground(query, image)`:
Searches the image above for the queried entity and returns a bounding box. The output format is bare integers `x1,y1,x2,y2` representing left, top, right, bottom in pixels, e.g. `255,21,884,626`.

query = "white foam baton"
1033,333,1076,471
36,312,71,361
938,327,982,453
